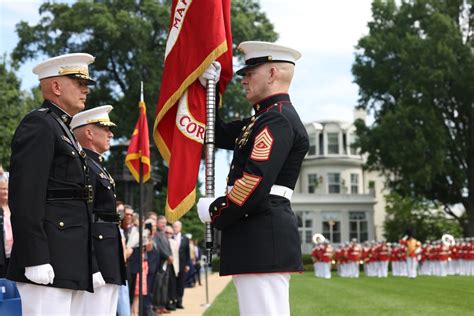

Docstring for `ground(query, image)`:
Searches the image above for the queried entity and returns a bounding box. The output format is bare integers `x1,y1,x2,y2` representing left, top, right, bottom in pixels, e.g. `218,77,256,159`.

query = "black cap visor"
67,74,96,86
236,56,295,76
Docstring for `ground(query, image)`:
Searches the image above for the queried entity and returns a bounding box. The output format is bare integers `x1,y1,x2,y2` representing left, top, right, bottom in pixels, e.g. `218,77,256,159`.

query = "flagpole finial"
140,81,144,102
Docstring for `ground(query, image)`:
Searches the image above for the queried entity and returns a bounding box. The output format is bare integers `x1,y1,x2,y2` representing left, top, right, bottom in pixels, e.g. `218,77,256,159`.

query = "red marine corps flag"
154,0,232,222
126,83,151,183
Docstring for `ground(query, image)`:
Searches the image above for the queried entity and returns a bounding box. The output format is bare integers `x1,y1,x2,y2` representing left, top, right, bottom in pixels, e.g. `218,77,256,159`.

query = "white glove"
198,61,221,87
24,263,55,285
92,271,106,289
197,197,214,223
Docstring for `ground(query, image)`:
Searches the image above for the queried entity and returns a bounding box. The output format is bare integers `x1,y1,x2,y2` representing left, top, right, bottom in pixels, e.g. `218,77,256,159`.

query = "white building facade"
293,117,388,254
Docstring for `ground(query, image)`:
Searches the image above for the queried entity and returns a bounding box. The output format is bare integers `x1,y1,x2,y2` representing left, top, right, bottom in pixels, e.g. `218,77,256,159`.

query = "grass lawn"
204,272,474,316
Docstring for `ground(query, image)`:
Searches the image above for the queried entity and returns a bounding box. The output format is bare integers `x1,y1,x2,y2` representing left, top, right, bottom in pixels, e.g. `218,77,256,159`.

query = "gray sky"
0,0,374,196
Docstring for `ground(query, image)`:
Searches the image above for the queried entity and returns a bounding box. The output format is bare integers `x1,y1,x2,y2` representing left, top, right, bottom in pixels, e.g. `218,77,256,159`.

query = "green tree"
11,0,277,226
0,57,40,169
12,0,277,136
383,192,462,242
352,0,474,236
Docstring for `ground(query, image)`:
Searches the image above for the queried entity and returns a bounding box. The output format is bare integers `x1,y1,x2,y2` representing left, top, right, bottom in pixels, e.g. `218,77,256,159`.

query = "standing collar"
83,148,104,163
252,93,291,114
42,100,73,126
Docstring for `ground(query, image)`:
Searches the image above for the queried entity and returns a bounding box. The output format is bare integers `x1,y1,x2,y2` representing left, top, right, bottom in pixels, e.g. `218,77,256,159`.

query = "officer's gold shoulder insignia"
250,127,273,161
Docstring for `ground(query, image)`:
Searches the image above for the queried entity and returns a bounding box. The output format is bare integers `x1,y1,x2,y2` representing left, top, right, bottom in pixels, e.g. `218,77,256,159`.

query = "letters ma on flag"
154,0,232,222
126,100,151,183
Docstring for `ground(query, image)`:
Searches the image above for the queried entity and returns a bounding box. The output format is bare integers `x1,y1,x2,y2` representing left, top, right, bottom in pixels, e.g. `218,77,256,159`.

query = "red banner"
126,100,151,183
154,0,232,222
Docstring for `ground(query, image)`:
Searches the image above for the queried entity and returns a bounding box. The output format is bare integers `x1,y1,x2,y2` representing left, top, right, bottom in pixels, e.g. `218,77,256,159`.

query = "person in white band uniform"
197,41,309,316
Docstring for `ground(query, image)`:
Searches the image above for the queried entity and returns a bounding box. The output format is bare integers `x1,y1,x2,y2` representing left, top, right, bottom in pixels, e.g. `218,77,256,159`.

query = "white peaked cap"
70,105,116,130
33,53,96,85
236,41,302,75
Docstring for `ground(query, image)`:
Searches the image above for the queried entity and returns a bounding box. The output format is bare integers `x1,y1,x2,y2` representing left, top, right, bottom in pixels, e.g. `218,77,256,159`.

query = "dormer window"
308,134,316,156
327,133,339,154
319,133,324,155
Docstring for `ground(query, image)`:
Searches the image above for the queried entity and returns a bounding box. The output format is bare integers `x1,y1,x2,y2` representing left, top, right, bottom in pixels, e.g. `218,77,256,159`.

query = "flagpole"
138,81,145,316
203,77,217,307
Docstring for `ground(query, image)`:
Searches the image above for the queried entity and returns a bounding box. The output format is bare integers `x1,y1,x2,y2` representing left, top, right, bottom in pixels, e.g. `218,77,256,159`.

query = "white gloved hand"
92,271,106,289
197,197,215,223
198,61,222,87
24,263,55,285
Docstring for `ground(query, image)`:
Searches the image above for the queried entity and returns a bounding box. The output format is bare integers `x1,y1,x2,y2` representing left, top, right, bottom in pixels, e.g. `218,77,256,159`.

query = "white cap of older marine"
70,105,116,130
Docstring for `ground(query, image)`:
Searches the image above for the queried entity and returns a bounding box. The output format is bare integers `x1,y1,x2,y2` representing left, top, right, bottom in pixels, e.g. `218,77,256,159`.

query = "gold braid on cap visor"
58,65,90,78
87,119,116,127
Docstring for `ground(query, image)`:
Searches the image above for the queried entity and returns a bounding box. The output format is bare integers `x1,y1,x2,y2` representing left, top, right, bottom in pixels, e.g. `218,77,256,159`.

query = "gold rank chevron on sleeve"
250,126,274,161
228,172,262,206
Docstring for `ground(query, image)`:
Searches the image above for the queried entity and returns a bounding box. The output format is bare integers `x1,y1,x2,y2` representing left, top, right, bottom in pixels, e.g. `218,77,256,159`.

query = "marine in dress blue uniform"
71,105,127,315
7,53,96,315
198,41,308,316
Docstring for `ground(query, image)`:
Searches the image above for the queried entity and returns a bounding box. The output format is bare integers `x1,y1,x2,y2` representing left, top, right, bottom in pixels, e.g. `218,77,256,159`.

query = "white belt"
227,184,293,201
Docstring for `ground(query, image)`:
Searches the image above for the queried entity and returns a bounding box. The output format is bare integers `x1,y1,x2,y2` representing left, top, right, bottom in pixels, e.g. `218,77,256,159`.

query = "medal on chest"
235,116,256,148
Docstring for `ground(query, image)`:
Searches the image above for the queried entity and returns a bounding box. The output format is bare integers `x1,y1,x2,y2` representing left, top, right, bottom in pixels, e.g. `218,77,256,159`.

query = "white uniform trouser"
323,262,331,279
407,257,418,278
17,282,85,316
233,273,290,316
83,284,120,315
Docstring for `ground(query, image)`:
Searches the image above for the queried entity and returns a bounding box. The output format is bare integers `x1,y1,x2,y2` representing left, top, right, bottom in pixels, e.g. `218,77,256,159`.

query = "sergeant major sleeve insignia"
250,127,274,161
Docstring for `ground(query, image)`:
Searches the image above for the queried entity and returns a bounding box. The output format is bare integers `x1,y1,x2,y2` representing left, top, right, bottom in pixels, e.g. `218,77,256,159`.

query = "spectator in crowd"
126,213,140,304
173,220,190,309
193,239,202,286
185,236,197,288
116,202,131,316
165,225,180,311
128,213,150,316
143,214,159,316
152,215,173,314
0,169,13,277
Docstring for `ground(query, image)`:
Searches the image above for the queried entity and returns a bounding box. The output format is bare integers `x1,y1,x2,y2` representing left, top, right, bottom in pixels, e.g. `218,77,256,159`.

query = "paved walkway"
171,272,232,316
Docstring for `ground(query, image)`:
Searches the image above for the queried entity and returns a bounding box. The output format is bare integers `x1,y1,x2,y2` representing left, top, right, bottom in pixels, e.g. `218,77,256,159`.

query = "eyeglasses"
125,213,133,217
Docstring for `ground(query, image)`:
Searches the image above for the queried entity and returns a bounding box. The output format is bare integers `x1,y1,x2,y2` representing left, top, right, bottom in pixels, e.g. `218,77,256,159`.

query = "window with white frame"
308,174,319,193
296,211,313,244
351,173,359,194
328,173,340,194
319,133,324,155
308,134,316,156
349,211,368,242
322,212,341,243
327,133,339,154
